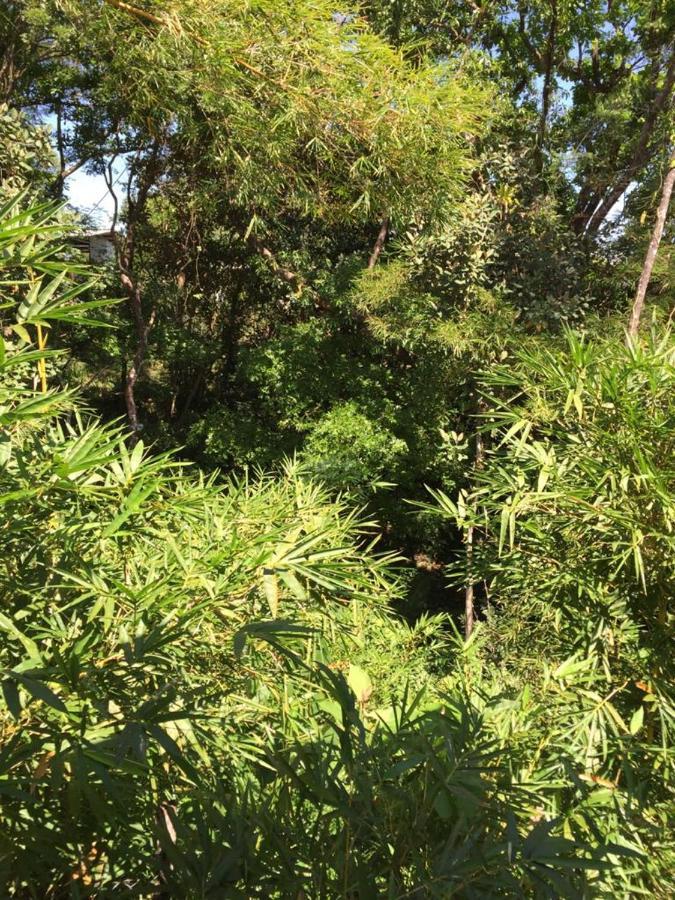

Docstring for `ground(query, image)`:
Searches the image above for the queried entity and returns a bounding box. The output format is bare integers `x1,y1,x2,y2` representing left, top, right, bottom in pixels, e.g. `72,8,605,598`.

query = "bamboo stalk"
36,323,47,393
465,428,484,638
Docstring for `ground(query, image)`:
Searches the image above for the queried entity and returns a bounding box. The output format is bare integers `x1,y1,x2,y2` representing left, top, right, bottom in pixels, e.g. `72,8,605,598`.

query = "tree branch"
102,153,120,234
585,53,675,235
250,236,304,290
367,217,389,269
102,0,165,26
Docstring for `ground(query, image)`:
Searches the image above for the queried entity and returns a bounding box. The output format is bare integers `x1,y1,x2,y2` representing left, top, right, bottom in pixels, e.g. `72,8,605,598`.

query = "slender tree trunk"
464,427,484,639
116,142,162,440
120,271,153,441
252,238,303,288
177,371,204,425
154,800,177,898
222,287,242,389
464,526,476,638
0,35,22,103
536,1,557,173
103,0,165,25
584,53,675,235
50,99,92,198
367,217,389,269
628,160,675,340
53,101,65,200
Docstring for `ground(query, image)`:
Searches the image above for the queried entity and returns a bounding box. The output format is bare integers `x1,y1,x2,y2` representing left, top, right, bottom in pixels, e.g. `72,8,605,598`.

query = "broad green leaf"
347,664,373,704
629,706,644,735
10,323,31,344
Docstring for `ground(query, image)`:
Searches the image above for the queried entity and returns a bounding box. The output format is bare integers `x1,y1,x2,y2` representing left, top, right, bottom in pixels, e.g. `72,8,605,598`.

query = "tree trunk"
222,288,242,389
116,142,162,440
536,1,557,173
367,217,389,269
120,270,155,442
0,32,22,104
628,160,675,340
464,523,476,638
252,236,303,289
464,427,484,639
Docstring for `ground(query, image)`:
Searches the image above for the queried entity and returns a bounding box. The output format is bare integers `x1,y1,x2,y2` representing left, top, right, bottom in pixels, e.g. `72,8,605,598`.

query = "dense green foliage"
0,0,673,896
429,329,675,892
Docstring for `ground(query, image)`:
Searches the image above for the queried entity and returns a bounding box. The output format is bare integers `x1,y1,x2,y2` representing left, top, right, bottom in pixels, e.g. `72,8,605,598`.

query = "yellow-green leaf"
347,664,373,704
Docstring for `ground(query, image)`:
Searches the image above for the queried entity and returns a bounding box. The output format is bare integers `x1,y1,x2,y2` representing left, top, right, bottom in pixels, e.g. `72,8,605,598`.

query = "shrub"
431,328,675,894
301,401,408,496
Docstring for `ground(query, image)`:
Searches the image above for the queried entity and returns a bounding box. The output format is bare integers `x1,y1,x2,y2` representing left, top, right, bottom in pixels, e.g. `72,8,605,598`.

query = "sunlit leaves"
431,326,675,894
61,0,490,230
1,201,670,894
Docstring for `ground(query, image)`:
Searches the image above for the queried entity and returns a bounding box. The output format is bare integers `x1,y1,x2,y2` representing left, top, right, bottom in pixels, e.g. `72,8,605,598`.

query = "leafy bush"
301,401,407,496
468,329,674,661
186,402,292,469
431,328,675,894
0,104,53,200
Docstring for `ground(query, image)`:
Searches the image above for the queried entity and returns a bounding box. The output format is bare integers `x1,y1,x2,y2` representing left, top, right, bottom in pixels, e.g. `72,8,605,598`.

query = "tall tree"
41,0,489,431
